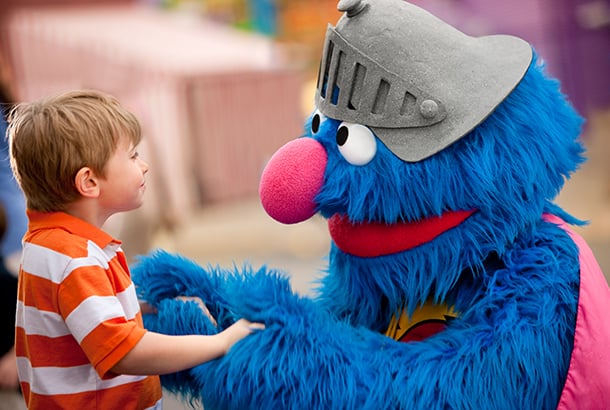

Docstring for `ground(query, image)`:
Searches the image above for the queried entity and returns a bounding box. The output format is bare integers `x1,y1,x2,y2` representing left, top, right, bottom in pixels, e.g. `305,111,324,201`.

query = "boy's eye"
131,152,140,159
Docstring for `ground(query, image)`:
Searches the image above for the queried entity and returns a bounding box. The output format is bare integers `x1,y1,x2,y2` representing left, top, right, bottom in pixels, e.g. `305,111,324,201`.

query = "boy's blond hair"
7,90,142,212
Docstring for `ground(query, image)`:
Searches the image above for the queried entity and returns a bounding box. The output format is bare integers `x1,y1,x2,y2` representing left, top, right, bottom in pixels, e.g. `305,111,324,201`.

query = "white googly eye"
310,110,326,135
336,122,377,166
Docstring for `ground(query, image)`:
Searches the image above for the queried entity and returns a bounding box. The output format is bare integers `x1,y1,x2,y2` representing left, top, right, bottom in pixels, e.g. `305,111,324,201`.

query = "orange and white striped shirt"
15,210,162,409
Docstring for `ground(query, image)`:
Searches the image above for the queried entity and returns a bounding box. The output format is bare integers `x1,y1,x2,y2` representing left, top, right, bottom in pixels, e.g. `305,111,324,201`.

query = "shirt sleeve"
57,258,147,379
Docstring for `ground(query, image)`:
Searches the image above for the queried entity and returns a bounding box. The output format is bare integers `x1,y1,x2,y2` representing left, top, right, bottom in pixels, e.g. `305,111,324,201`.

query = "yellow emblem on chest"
385,302,458,342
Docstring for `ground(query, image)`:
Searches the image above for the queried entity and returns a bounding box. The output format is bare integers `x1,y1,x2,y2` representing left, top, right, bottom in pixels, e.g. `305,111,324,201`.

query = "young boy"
7,90,264,409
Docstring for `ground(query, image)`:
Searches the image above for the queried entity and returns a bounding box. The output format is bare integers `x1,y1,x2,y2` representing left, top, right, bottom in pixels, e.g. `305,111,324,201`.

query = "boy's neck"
63,198,110,229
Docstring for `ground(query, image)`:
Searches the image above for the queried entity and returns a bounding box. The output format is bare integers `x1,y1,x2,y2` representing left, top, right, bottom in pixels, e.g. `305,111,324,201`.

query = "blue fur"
132,53,596,409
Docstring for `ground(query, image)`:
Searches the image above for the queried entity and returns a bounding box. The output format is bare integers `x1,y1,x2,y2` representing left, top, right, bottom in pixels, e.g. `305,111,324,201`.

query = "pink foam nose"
259,138,327,224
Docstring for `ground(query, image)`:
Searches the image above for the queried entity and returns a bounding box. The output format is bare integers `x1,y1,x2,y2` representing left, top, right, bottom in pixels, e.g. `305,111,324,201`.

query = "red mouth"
328,209,476,257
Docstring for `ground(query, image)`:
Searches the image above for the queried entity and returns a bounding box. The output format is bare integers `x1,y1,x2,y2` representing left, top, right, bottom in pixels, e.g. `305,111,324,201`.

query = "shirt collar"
26,210,121,249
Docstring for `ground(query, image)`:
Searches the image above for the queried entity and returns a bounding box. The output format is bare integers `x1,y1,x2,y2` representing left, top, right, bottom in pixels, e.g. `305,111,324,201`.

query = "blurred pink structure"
2,3,303,243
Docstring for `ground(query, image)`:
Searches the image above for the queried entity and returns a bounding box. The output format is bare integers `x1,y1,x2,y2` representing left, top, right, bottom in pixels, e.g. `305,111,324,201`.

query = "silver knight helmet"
315,0,533,162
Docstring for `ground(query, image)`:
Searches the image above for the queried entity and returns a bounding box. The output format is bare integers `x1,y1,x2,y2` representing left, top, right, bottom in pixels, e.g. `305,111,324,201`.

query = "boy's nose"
140,158,149,174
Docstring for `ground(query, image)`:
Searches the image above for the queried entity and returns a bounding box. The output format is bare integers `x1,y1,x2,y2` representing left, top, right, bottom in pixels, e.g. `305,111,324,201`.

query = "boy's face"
97,134,149,215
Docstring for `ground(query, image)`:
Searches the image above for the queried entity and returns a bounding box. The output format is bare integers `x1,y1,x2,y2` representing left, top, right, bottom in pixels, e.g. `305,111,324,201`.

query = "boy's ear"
74,167,100,198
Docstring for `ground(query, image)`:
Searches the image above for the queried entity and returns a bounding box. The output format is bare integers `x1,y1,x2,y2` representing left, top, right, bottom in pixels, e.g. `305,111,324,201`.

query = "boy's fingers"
175,296,217,327
248,322,265,331
139,302,157,315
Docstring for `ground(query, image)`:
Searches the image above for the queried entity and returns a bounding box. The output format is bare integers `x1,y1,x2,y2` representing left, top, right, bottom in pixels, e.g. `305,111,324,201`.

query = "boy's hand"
175,296,218,327
222,319,266,353
139,296,218,327
139,301,157,315
0,347,19,390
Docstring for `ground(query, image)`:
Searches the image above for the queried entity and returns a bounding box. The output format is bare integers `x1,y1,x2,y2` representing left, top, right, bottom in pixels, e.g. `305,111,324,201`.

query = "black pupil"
312,114,321,133
336,126,348,146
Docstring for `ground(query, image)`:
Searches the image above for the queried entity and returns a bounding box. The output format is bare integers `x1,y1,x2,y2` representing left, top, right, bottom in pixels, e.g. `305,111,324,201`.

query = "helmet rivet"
338,0,368,17
419,100,439,119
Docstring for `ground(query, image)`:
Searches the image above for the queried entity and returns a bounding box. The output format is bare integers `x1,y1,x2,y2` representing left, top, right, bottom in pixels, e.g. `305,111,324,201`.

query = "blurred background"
0,0,608,408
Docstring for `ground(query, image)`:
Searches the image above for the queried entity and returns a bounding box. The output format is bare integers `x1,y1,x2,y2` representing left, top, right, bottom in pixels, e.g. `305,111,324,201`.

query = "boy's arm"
110,319,263,375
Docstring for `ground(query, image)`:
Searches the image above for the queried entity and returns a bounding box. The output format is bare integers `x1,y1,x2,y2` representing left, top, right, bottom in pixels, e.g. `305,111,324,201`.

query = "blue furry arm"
132,250,393,407
131,249,297,396
132,249,295,329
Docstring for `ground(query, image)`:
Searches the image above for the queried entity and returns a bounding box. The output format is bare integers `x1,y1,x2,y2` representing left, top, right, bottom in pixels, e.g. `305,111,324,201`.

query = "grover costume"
133,0,610,408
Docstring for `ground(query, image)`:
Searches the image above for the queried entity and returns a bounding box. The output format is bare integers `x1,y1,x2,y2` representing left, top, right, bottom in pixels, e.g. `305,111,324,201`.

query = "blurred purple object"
410,0,610,116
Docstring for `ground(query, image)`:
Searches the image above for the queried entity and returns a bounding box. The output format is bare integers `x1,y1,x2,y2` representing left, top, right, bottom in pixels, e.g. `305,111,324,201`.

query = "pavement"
1,110,608,410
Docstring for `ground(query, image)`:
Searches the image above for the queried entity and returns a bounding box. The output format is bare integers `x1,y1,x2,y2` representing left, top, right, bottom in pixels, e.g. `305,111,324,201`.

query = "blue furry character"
133,0,610,408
